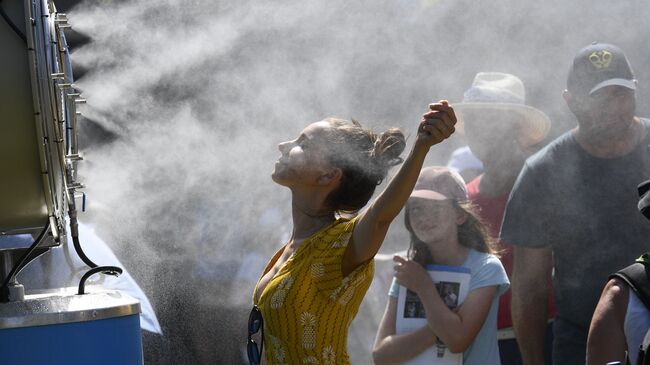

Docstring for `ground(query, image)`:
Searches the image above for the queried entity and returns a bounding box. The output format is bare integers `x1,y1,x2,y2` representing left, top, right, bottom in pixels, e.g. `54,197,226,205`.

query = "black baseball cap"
567,42,636,96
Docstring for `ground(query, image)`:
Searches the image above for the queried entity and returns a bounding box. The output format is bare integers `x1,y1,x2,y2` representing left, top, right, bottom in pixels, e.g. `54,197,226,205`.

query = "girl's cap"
410,166,468,201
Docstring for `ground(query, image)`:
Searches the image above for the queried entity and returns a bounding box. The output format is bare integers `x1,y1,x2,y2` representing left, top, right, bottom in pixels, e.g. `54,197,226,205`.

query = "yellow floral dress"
253,217,374,365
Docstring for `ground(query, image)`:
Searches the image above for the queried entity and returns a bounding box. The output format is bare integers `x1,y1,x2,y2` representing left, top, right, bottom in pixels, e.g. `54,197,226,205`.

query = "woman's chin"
414,231,442,245
271,171,289,186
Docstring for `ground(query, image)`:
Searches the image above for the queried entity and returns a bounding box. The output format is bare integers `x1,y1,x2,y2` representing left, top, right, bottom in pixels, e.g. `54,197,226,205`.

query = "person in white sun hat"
452,72,554,365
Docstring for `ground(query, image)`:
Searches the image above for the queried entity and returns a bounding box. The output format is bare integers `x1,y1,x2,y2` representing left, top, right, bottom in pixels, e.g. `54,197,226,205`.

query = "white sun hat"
452,72,551,146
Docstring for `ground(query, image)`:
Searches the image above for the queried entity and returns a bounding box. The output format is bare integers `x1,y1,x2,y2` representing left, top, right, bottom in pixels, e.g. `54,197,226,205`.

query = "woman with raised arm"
248,101,456,365
372,166,509,365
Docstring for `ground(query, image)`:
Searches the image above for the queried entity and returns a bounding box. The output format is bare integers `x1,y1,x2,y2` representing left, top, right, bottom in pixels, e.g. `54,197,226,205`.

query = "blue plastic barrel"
0,289,143,365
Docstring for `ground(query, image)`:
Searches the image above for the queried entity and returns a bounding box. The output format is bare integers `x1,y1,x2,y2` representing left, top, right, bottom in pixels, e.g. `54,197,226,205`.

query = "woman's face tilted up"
271,121,334,188
407,198,460,245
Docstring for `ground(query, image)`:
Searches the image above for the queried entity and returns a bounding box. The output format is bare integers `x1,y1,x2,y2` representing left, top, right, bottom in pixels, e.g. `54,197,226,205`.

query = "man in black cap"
501,42,650,364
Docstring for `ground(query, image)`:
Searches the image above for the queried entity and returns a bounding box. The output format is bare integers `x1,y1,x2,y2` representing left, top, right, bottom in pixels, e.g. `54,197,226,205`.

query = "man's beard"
580,113,635,142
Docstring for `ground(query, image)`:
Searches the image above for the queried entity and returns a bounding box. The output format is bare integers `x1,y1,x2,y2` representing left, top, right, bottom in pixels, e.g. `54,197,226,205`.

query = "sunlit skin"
586,278,629,365
271,121,335,189
372,198,499,364
255,101,457,312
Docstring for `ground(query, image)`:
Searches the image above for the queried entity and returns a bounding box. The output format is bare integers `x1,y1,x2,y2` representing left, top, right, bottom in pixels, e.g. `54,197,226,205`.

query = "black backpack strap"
609,254,650,313
639,180,650,219
640,329,650,365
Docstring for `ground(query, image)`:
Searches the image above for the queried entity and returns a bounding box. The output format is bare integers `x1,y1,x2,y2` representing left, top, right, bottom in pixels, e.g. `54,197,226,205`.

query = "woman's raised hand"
417,100,456,148
393,255,432,295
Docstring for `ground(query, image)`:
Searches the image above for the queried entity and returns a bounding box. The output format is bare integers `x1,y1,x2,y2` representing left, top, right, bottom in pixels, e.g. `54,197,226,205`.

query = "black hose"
69,213,125,295
63,236,79,283
0,3,26,44
72,229,100,268
69,206,101,268
78,266,122,295
0,224,49,302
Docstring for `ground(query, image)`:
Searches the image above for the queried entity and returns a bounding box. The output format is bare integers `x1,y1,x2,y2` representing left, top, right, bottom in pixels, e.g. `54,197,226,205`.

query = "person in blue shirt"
373,166,509,365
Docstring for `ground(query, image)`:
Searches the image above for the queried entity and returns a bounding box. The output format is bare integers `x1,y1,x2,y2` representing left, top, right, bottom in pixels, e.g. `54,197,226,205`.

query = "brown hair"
405,200,499,267
323,118,406,213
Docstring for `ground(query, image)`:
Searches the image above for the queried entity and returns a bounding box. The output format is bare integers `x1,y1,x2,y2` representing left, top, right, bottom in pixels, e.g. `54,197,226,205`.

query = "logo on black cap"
567,42,636,96
588,50,612,70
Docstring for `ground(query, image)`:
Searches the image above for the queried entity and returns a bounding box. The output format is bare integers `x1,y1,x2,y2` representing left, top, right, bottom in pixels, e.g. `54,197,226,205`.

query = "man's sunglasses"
247,305,264,365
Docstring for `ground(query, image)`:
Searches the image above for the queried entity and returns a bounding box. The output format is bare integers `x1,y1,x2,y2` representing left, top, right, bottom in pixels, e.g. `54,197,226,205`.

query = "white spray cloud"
62,0,650,361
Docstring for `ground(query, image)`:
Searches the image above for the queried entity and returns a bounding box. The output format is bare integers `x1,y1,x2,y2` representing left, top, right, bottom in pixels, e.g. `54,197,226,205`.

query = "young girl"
372,166,509,365
250,102,457,365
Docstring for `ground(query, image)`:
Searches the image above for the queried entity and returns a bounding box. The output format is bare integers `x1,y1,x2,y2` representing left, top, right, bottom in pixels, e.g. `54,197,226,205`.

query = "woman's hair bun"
373,128,406,170
323,117,406,212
